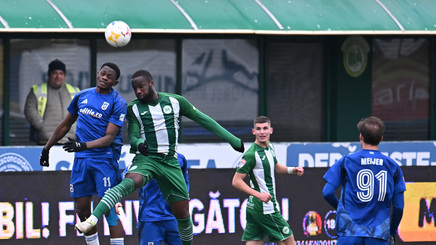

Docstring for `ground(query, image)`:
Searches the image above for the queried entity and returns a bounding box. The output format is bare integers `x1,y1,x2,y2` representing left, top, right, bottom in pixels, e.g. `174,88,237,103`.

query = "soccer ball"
105,21,132,48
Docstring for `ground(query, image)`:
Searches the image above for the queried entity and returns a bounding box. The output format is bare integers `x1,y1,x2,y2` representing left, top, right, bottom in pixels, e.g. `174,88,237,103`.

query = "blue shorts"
338,236,388,245
138,220,181,245
70,157,122,198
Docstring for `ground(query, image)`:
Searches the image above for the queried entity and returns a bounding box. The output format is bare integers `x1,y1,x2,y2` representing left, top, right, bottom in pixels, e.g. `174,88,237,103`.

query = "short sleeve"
323,156,345,189
393,165,407,194
109,94,127,128
67,91,82,116
236,152,255,174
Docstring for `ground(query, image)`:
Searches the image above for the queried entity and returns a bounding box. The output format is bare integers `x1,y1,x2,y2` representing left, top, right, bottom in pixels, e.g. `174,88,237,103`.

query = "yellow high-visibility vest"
32,83,80,116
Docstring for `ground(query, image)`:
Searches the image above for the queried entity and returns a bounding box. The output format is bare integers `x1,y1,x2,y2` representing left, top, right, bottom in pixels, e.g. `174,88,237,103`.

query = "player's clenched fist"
63,137,88,152
40,148,50,167
138,142,150,156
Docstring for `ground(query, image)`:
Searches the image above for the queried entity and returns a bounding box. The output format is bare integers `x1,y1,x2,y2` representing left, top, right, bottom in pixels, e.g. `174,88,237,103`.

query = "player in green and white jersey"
76,70,245,245
232,116,304,245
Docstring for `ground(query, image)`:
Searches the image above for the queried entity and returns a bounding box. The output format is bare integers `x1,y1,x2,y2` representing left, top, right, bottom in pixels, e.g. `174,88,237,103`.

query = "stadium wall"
0,168,435,244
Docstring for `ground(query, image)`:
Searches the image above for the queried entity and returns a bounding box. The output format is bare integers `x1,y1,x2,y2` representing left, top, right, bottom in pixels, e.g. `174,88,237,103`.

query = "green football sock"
177,217,193,245
93,178,135,219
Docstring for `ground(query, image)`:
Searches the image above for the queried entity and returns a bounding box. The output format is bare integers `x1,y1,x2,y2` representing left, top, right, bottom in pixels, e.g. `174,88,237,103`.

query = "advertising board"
0,168,435,244
1,141,436,172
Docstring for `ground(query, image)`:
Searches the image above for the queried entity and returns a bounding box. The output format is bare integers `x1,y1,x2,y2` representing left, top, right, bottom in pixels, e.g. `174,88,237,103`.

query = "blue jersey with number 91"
323,149,406,240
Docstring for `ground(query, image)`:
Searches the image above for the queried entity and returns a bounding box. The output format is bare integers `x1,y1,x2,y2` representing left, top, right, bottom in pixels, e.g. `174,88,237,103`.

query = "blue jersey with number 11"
323,149,406,240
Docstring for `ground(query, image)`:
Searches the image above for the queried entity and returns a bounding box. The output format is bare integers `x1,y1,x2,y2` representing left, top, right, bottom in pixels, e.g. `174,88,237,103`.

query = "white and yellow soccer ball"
105,21,132,48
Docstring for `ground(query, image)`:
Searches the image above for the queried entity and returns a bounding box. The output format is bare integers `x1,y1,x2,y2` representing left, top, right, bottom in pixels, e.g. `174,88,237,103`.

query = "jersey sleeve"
393,164,407,194
127,100,145,153
67,90,83,116
175,94,242,149
323,156,345,188
270,143,278,165
109,93,127,128
236,151,256,174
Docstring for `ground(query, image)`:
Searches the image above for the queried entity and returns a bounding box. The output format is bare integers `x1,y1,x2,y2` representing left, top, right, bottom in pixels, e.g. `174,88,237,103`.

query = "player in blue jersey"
117,153,189,245
40,63,127,245
323,116,406,245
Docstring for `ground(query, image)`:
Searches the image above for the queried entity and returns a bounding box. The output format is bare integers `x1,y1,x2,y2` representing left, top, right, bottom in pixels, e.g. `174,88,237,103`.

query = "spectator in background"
24,59,80,145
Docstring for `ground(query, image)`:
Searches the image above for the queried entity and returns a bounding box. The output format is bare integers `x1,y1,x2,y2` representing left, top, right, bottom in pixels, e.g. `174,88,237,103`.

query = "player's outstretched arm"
41,112,78,167
63,137,88,152
180,98,243,152
275,163,304,176
45,112,77,150
231,139,245,153
292,167,304,176
40,148,50,167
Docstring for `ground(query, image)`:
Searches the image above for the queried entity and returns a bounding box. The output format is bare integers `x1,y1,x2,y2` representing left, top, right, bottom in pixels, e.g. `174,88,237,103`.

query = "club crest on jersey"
163,105,172,114
283,226,290,234
101,102,110,110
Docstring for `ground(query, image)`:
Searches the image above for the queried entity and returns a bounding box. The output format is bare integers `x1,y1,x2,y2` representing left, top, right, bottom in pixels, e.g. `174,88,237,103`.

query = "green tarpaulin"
1,0,435,34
